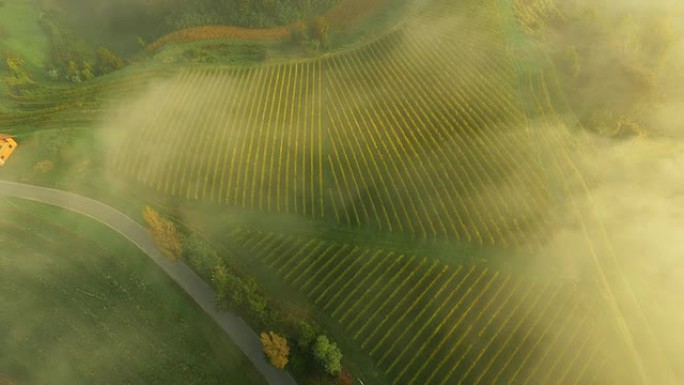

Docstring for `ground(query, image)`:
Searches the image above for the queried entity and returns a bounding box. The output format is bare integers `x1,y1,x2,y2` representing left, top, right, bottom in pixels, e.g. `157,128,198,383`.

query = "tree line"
143,206,351,385
146,0,338,30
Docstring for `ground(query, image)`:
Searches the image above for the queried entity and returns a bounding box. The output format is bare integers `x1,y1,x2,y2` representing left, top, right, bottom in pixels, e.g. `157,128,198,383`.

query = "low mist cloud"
529,123,684,381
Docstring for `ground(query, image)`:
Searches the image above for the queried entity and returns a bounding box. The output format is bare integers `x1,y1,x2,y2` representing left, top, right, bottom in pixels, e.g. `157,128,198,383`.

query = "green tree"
81,61,95,80
211,263,230,305
260,331,290,369
183,233,220,276
67,60,79,81
312,335,342,375
95,47,125,76
297,321,317,350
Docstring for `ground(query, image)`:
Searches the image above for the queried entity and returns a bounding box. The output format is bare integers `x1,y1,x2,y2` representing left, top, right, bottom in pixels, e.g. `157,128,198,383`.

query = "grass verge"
0,198,266,385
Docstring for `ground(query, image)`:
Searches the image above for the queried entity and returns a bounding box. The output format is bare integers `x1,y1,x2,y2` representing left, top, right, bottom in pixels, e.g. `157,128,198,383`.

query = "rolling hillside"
109,0,561,249
0,0,671,383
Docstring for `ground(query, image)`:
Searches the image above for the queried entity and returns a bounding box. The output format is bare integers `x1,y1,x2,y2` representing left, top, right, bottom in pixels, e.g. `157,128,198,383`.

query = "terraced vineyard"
110,0,558,248
228,227,610,385
112,61,326,217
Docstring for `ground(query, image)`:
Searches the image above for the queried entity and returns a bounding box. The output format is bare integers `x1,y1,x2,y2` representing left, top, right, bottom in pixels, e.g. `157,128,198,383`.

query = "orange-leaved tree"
142,206,182,261
260,331,289,369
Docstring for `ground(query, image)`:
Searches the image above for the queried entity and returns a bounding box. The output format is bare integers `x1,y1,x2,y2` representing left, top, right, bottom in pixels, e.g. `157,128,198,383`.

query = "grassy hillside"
0,199,266,385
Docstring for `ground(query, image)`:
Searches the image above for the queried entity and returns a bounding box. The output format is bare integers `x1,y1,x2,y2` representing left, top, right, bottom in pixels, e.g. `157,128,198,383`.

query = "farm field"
0,0,675,383
109,0,559,249
0,199,266,385
226,226,612,385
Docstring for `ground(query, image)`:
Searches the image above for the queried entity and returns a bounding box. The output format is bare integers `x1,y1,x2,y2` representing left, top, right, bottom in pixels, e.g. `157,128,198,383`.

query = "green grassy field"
0,199,266,385
0,0,49,69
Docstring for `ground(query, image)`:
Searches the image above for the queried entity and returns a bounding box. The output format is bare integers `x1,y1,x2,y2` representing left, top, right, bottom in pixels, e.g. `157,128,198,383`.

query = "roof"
0,136,17,166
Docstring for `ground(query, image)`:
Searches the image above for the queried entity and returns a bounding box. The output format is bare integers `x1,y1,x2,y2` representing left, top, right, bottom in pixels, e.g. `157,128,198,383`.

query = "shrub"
81,61,95,81
142,206,182,261
313,335,343,375
183,233,220,277
297,321,318,350
95,47,125,76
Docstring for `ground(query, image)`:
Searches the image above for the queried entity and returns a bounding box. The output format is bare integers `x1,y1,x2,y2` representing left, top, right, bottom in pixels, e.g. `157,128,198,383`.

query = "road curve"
0,180,297,385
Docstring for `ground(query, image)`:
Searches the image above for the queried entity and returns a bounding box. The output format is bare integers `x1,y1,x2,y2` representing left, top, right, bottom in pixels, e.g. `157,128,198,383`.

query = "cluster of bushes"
180,231,350,385
4,55,38,93
142,206,183,261
148,0,338,30
38,12,125,83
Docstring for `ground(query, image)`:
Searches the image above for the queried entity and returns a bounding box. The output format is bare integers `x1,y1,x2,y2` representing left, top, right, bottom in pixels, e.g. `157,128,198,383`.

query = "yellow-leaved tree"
260,331,289,369
142,206,182,261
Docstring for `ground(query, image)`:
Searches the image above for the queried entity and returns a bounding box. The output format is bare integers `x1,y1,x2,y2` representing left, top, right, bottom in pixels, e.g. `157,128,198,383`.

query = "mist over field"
88,0,684,380
522,0,684,380
530,133,684,381
4,0,682,383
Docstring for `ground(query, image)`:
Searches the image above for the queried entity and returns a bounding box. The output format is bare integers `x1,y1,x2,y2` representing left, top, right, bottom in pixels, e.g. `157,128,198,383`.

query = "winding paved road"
0,180,297,385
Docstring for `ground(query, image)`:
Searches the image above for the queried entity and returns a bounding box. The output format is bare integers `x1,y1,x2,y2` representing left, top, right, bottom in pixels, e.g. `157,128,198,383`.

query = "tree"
5,55,37,93
313,335,342,375
142,206,182,261
67,60,80,82
297,321,317,350
183,233,220,276
95,47,125,76
81,60,95,81
260,331,290,369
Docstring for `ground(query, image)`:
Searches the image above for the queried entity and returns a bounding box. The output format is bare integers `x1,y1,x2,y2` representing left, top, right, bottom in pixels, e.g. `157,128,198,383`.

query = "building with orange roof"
0,135,17,166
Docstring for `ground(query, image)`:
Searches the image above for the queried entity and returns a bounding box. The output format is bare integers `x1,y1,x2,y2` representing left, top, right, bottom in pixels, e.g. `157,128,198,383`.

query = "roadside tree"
260,331,290,369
